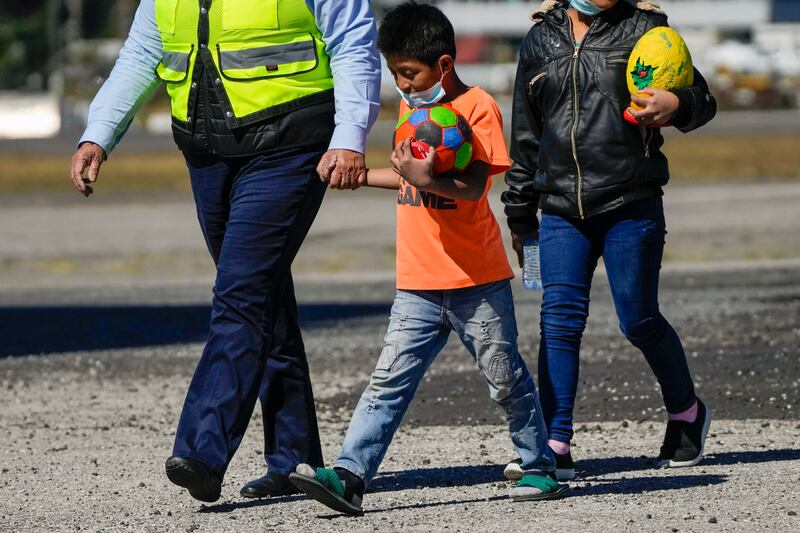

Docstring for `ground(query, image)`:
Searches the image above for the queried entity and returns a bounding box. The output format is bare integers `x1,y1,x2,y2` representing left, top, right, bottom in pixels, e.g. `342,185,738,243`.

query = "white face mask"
396,64,446,108
569,0,605,16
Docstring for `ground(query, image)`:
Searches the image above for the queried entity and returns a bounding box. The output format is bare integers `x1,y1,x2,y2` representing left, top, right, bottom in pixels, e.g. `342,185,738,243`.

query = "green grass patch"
662,134,800,181
0,152,191,194
1,135,797,195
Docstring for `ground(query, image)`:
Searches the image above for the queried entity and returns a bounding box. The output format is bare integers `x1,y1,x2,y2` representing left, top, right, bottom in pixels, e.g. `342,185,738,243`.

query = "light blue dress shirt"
79,0,381,155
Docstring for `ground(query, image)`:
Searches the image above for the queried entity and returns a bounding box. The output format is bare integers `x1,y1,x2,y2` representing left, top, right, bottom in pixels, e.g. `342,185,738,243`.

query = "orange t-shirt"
395,86,513,290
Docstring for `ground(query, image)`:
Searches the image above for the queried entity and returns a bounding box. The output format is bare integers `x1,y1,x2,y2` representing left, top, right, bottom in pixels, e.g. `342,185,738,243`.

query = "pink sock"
548,439,570,455
668,401,698,423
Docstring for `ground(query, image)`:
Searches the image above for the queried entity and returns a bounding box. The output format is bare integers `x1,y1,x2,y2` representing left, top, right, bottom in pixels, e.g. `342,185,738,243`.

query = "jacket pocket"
222,0,278,30
526,66,554,115
594,53,631,105
155,43,194,83
216,34,319,81
154,0,179,35
528,71,547,89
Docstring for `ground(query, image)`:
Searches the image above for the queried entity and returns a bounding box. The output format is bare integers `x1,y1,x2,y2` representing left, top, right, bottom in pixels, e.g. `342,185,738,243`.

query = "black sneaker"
240,472,300,498
165,456,222,502
553,450,575,481
658,398,712,468
503,450,575,482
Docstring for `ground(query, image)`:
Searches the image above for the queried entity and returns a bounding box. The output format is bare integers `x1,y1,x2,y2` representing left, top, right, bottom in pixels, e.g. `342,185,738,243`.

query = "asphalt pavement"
0,180,798,531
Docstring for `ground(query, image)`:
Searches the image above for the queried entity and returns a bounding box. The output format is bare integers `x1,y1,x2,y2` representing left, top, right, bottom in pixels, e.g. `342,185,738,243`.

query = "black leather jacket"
502,0,717,234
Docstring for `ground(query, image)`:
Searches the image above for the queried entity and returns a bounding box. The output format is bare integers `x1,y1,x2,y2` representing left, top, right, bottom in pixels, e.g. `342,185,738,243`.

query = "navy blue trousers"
538,197,696,444
172,147,326,477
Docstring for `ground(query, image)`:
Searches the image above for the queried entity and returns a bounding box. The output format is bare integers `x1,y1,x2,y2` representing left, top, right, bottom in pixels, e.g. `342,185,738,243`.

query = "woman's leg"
538,213,603,445
602,197,697,415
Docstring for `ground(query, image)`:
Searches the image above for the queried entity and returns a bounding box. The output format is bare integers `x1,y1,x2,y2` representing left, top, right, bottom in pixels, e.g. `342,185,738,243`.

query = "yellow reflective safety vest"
154,0,334,128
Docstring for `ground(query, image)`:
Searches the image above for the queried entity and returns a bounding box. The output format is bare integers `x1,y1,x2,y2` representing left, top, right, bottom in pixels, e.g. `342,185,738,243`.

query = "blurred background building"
0,0,799,139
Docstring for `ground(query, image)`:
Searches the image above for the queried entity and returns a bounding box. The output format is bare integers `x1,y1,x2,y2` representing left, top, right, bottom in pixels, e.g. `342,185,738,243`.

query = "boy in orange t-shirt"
289,2,566,514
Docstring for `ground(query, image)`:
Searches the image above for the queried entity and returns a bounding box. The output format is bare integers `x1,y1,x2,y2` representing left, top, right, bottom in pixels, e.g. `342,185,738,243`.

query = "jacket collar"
529,0,664,25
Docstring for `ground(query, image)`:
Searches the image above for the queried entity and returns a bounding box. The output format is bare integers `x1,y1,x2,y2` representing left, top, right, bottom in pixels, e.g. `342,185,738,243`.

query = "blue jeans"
538,197,696,444
172,147,326,477
334,280,555,485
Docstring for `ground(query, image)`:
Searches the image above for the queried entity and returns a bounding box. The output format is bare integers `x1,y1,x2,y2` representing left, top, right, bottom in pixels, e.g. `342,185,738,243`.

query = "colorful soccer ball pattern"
394,105,473,177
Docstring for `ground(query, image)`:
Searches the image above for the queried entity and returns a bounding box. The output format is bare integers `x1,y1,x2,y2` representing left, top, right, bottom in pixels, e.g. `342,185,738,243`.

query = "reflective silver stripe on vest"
219,40,316,70
161,50,189,72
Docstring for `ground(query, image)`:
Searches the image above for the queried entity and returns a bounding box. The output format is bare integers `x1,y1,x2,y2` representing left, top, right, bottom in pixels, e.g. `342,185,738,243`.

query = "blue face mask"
396,65,446,108
569,0,605,16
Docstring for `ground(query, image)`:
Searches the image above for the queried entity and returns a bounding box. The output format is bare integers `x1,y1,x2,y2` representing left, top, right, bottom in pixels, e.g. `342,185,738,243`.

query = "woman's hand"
391,138,435,189
627,88,679,127
511,231,538,268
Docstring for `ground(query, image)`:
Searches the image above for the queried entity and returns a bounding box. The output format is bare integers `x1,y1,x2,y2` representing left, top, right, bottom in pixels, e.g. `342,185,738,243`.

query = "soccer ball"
394,104,473,176
624,26,694,125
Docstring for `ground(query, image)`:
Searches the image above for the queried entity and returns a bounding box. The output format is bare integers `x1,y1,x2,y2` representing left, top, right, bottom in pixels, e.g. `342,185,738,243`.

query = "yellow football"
626,27,693,113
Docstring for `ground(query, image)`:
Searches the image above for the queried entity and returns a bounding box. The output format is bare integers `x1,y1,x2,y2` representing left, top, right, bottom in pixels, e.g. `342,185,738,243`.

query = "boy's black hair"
378,1,457,66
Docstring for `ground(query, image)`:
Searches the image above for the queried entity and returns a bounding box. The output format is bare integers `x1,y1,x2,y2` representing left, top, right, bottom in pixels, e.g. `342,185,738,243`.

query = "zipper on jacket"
529,71,547,89
569,17,594,219
639,125,651,158
196,0,213,153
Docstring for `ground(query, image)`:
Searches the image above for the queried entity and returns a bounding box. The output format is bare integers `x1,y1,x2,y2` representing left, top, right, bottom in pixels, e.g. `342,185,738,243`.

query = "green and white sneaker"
509,474,569,502
289,464,365,515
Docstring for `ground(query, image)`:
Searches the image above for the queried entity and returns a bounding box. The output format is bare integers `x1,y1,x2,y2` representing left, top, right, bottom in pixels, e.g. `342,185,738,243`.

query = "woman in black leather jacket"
502,0,715,482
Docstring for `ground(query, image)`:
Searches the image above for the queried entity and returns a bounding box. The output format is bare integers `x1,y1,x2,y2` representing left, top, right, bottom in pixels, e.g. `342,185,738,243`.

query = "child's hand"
627,88,679,127
391,137,435,189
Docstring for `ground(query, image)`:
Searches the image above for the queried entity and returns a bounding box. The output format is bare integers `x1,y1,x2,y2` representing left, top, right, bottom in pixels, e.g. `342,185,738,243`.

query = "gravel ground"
1,264,799,532
1,180,799,531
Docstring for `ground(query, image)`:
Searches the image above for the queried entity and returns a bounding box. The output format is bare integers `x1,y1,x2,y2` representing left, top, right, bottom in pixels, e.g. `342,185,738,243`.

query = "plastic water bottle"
522,237,543,291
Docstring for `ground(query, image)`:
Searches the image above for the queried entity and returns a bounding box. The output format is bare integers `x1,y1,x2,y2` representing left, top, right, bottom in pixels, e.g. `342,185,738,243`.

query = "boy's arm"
668,68,718,133
366,168,402,190
391,139,489,201
421,161,490,202
501,53,543,265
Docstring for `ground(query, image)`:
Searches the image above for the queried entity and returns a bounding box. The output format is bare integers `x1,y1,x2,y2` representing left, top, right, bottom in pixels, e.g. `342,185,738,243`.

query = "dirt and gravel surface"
1,266,799,532
1,182,799,531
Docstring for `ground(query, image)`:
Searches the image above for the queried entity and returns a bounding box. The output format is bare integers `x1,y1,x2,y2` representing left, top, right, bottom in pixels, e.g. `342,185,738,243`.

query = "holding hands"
626,88,680,128
317,149,367,190
391,137,435,189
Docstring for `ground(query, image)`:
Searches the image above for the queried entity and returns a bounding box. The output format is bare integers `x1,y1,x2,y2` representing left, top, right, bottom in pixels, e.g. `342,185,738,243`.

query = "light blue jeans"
334,280,555,485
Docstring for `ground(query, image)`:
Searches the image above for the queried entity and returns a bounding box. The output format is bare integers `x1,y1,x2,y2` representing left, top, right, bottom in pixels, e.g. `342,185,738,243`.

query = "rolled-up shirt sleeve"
78,0,162,155
307,0,381,154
